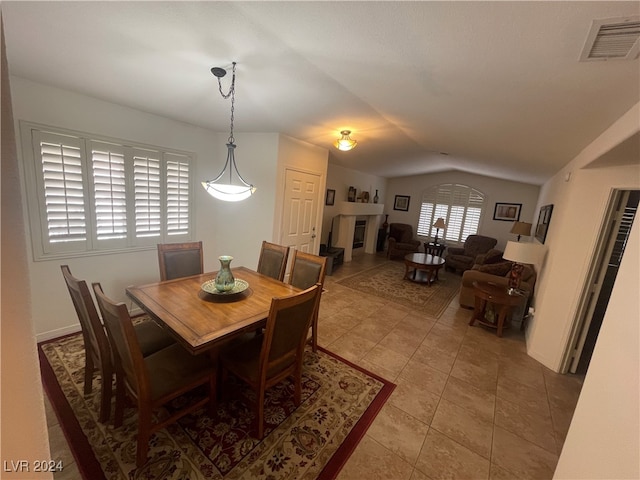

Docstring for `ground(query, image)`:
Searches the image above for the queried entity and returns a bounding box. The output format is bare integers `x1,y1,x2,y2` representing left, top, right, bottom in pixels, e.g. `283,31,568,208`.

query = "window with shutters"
417,184,486,243
22,123,194,259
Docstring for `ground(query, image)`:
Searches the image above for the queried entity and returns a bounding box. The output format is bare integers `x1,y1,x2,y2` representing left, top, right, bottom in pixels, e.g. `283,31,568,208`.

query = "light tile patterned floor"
324,253,584,480
44,252,583,479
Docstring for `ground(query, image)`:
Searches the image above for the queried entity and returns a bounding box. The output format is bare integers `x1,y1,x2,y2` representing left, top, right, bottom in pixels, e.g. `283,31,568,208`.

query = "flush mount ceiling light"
334,130,358,151
202,62,256,202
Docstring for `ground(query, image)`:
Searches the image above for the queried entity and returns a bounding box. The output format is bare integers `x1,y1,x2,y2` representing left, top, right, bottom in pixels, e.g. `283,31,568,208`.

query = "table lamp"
503,240,541,295
433,217,447,244
510,221,533,242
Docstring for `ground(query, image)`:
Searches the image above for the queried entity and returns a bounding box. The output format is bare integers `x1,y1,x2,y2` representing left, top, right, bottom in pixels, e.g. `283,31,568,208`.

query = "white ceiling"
3,1,639,185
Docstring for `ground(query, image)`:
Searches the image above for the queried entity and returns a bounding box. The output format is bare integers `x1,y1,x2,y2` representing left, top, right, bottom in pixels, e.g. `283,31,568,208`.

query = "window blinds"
417,184,485,243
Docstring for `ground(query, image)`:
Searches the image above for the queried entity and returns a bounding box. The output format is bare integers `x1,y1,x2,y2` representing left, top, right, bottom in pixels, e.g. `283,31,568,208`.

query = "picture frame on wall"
493,202,522,221
393,195,410,211
325,189,335,206
535,204,553,244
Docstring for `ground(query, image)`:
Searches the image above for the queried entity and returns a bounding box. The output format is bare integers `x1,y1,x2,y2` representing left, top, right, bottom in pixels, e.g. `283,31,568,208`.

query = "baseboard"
37,324,81,343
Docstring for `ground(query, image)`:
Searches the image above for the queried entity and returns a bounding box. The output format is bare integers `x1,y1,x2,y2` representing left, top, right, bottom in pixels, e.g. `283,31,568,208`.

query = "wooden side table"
424,242,446,257
469,281,526,337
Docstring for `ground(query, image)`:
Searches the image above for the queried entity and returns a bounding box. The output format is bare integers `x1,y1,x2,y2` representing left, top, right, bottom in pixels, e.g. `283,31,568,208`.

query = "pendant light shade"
202,62,256,202
335,130,357,151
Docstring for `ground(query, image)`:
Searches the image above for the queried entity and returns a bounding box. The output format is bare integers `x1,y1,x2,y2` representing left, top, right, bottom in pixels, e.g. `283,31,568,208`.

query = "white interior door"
281,169,321,263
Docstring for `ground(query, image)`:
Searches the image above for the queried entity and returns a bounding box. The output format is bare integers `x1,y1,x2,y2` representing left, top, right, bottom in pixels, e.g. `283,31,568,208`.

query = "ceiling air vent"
580,16,640,61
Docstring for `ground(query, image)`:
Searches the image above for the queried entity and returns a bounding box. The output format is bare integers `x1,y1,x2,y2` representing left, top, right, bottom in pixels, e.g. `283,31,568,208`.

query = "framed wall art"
535,204,553,244
325,189,335,206
393,195,410,211
493,202,522,221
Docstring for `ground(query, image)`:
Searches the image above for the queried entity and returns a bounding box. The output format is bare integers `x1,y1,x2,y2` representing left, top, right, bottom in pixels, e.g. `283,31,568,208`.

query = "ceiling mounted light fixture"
202,62,256,202
335,130,358,151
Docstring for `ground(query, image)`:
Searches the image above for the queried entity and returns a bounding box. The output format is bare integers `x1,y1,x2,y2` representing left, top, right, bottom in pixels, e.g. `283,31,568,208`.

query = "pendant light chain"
217,62,236,144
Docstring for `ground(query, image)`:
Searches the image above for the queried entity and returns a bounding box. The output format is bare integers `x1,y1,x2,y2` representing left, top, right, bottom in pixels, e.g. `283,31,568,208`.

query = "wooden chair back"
221,283,321,438
60,265,113,422
261,284,321,376
157,241,203,281
256,241,290,281
288,250,327,290
288,251,326,352
92,283,145,399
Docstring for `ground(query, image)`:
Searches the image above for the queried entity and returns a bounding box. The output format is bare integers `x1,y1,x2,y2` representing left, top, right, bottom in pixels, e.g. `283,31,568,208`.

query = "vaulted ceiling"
3,1,639,185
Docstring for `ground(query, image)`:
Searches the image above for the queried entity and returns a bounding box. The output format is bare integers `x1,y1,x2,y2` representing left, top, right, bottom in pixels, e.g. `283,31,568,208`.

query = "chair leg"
136,406,152,467
311,312,318,353
98,362,112,423
114,373,125,428
208,372,217,417
294,371,302,406
257,388,265,439
83,351,94,395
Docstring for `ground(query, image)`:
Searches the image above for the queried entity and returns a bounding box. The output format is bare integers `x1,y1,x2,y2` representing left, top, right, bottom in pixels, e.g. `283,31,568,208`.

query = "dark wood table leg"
470,297,486,326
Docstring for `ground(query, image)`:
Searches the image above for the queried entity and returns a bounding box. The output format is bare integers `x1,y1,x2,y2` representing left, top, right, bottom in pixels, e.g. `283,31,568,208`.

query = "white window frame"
417,184,486,244
21,122,195,260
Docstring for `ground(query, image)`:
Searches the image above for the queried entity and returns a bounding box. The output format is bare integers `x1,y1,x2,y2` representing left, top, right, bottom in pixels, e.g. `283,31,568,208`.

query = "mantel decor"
493,202,522,221
535,204,553,244
393,195,410,211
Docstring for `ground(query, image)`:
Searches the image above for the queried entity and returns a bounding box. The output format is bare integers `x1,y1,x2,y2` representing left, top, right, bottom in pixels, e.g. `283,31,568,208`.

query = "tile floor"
44,252,584,479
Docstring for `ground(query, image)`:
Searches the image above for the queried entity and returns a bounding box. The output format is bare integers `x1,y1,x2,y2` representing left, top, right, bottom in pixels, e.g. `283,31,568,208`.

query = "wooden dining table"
126,266,300,355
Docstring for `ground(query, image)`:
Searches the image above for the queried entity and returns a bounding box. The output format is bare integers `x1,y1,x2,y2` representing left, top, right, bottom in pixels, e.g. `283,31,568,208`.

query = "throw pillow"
482,249,504,265
477,261,513,276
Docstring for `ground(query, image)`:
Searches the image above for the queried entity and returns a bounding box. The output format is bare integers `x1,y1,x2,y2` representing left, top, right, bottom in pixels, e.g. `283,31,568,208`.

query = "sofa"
387,223,421,259
445,235,497,273
459,260,537,308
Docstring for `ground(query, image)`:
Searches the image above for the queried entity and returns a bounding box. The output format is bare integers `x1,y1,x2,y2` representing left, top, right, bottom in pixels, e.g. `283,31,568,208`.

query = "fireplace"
353,220,366,248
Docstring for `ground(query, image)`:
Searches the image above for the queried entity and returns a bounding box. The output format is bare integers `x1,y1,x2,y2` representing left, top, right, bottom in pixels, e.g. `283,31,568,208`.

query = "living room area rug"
337,260,461,318
39,329,394,480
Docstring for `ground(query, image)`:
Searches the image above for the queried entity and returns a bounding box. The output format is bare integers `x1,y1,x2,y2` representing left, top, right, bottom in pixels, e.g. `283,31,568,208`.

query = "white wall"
553,209,639,479
10,77,281,340
1,33,53,479
323,164,387,245
387,171,540,249
527,103,640,371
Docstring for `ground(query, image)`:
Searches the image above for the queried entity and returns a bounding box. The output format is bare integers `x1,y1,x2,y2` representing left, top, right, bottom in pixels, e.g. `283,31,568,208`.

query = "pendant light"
202,62,256,202
334,130,357,151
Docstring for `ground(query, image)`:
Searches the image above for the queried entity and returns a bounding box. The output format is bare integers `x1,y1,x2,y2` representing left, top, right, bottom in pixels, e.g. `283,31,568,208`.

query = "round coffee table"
403,253,446,286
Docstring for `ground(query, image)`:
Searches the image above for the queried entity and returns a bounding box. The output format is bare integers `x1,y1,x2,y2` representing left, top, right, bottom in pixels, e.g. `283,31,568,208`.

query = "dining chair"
92,282,217,467
157,241,204,281
256,240,290,281
219,283,322,439
60,265,175,423
288,250,327,352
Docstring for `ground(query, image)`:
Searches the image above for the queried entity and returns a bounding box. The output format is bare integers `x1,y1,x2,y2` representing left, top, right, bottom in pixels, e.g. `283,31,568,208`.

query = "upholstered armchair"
387,223,421,259
445,235,497,273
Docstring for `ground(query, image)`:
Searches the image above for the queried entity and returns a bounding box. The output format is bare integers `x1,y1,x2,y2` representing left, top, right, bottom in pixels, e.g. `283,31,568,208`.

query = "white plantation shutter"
37,132,88,247
23,123,194,259
134,150,162,239
417,184,486,243
165,153,190,236
91,142,127,242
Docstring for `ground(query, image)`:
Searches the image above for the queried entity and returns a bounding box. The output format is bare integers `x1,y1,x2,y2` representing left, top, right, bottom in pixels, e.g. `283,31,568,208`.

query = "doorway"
565,189,639,374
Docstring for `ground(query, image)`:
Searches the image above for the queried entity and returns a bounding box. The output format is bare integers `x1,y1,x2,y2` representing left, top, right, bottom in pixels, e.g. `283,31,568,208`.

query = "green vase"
214,255,235,292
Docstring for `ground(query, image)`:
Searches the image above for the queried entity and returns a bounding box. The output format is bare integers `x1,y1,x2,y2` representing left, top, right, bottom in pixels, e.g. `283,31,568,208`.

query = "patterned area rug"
337,261,461,318
39,330,394,479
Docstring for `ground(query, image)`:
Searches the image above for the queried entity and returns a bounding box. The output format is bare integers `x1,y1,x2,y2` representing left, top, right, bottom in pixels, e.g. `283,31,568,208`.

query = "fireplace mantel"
333,202,385,262
336,202,384,216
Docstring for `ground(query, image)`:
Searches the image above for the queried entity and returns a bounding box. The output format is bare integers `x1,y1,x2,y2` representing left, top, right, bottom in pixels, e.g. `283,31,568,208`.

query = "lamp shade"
510,221,532,237
433,217,447,229
335,130,357,151
503,240,542,265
